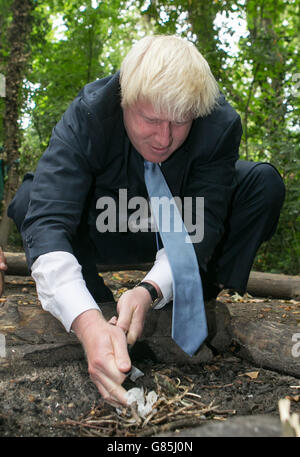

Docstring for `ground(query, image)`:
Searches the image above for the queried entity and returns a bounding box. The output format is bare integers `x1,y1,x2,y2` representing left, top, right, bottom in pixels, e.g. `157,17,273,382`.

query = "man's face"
123,100,193,163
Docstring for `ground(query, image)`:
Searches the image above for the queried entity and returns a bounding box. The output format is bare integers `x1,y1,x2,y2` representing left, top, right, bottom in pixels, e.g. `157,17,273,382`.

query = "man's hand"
0,247,8,297
116,282,161,345
71,309,131,406
71,282,161,405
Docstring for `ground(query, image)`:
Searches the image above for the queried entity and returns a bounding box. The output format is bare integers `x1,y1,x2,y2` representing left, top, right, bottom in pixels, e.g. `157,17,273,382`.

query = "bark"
1,290,299,377
230,317,300,378
247,271,300,300
0,0,35,247
5,252,30,276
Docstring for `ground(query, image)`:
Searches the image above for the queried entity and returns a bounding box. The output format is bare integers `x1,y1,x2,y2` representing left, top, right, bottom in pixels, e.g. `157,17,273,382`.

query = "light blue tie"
144,161,208,356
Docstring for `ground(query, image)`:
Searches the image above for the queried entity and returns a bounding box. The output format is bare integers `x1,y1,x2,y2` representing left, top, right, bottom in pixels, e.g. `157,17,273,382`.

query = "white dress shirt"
31,248,173,332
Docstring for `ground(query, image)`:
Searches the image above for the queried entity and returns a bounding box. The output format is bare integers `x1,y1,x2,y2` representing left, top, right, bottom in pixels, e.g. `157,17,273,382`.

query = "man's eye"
146,118,159,124
174,121,187,126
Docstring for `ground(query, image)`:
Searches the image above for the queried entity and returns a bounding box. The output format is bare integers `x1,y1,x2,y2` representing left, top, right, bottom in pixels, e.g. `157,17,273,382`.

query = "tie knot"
144,160,156,171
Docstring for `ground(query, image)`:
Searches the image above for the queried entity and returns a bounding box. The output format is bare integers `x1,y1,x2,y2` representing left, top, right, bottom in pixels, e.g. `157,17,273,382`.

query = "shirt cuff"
143,248,173,309
31,251,101,332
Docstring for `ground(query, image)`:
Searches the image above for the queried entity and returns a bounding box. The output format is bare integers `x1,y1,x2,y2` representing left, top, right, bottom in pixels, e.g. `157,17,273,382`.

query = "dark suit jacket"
21,72,242,272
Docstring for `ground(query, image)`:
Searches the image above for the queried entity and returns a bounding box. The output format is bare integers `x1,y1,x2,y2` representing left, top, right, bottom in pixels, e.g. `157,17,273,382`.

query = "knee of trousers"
254,163,285,213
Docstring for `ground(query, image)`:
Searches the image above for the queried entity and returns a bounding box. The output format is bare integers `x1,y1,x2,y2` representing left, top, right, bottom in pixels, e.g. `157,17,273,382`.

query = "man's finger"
116,305,133,335
108,315,118,326
107,320,132,374
92,370,129,406
110,324,131,374
0,248,7,271
126,306,146,345
88,351,128,405
0,271,4,297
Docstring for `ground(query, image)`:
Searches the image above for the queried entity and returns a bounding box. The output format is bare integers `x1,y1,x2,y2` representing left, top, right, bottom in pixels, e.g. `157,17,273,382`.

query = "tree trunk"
0,0,35,247
187,1,223,81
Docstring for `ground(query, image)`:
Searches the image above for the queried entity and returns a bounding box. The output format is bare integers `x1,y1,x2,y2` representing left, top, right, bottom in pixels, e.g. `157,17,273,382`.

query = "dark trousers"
8,160,285,302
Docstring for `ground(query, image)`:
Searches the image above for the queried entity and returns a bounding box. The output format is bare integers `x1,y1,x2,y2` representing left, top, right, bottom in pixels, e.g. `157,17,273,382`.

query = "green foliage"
1,0,299,274
139,0,300,274
253,137,300,274
233,0,300,274
23,0,143,150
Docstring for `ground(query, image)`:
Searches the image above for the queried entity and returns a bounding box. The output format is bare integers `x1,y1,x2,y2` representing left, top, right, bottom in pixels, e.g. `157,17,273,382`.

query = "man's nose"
156,122,172,148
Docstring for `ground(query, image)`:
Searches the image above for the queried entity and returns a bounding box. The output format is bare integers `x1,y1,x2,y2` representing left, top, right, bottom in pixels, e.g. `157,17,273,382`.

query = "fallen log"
1,291,299,377
4,251,300,300
230,317,300,378
5,251,152,275
246,271,300,300
0,295,231,368
5,252,30,276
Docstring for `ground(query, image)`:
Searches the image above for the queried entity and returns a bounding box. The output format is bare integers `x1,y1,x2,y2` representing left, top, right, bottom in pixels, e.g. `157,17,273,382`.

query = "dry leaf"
285,395,300,402
231,293,244,302
204,364,220,372
240,371,260,379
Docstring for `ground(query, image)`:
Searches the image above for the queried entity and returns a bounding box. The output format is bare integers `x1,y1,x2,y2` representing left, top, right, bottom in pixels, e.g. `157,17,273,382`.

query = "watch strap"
136,281,158,303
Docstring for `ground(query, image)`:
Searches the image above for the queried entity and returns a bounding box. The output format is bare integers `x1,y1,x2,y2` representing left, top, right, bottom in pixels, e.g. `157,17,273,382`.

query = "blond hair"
120,35,220,121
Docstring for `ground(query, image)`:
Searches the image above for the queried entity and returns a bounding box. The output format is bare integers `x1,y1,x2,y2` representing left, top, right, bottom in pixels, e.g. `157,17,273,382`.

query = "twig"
58,370,232,437
60,419,113,431
184,391,203,398
198,383,234,389
137,418,204,437
213,409,236,415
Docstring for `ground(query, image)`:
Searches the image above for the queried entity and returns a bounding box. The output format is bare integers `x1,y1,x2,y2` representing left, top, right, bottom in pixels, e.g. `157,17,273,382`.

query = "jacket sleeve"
184,114,242,271
21,98,99,269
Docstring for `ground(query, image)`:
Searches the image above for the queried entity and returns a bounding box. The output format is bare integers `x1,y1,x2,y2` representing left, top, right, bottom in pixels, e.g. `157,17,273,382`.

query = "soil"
0,272,300,438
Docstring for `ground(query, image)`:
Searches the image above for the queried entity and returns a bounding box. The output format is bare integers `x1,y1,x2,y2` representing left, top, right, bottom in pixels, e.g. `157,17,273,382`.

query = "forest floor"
0,271,299,438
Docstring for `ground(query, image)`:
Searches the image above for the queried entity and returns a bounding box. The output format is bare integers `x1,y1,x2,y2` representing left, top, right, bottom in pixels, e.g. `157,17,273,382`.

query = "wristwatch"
136,281,161,308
